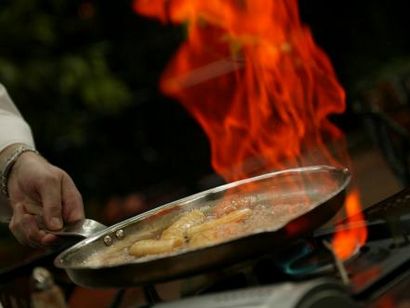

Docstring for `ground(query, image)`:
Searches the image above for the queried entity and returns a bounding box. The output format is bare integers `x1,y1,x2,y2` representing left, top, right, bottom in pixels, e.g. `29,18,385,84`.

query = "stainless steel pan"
54,165,350,287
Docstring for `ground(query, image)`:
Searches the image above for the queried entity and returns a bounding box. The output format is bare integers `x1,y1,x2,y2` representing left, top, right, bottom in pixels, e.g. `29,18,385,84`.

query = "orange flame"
333,188,367,260
133,0,367,260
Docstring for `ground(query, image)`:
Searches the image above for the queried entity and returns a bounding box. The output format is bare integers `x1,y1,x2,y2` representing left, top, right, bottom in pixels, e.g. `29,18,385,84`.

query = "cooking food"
84,195,315,266
161,209,205,244
187,208,251,237
189,222,242,248
129,209,205,257
128,208,251,257
129,239,180,257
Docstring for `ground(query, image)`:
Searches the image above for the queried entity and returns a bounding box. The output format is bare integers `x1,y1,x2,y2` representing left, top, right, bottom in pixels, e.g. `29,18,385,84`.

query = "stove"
2,187,410,308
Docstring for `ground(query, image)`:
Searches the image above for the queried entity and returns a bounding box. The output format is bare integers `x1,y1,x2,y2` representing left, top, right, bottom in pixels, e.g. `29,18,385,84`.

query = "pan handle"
10,203,107,239
47,219,107,239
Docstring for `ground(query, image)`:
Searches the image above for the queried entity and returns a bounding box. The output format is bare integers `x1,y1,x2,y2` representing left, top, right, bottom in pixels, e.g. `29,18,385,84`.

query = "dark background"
0,0,409,232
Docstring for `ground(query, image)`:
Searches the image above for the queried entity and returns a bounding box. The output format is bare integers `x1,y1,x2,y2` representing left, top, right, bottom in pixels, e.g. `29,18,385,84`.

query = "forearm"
0,144,21,221
0,143,37,182
0,144,37,222
0,83,35,220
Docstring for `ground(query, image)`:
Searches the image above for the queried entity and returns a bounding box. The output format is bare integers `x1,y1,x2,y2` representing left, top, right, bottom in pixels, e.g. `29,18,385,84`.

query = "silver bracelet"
0,145,39,197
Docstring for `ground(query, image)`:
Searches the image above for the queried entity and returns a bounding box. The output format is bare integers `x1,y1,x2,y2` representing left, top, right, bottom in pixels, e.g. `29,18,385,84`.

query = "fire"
133,0,367,260
332,188,367,260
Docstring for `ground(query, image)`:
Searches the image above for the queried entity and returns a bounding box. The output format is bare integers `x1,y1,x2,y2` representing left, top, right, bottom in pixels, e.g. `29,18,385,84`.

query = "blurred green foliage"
0,0,132,142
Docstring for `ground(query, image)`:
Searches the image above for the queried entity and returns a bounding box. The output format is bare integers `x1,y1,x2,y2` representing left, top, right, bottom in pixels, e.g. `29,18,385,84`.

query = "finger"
21,214,47,247
31,213,61,245
10,203,45,247
9,203,25,245
37,173,63,230
61,173,85,223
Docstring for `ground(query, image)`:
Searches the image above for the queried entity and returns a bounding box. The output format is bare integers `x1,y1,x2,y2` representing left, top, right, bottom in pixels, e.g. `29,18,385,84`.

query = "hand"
7,151,84,247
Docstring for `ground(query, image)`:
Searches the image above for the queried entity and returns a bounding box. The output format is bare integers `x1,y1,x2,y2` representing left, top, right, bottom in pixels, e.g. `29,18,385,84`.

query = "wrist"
0,143,39,197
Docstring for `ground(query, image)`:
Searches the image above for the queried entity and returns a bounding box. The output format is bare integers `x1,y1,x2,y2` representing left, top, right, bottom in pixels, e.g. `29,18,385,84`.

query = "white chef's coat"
0,83,35,152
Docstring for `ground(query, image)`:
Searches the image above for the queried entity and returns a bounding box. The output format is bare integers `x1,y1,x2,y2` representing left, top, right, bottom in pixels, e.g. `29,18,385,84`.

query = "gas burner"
274,240,359,279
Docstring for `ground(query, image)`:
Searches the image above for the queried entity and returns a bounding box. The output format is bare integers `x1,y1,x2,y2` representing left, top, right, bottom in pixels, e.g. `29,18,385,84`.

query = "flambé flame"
332,188,367,260
133,0,367,260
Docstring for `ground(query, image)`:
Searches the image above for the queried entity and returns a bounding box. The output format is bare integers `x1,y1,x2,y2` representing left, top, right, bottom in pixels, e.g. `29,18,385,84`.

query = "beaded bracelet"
0,145,39,197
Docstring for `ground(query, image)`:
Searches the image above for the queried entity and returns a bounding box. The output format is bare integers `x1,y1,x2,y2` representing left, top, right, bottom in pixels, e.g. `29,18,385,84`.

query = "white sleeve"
0,83,35,152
